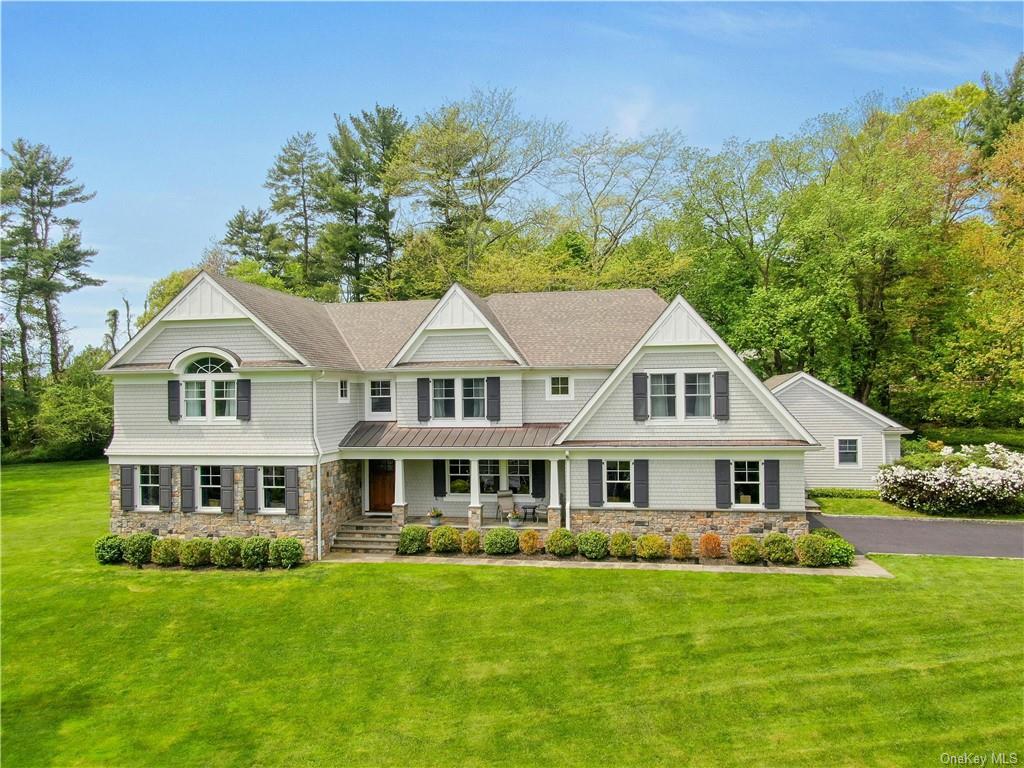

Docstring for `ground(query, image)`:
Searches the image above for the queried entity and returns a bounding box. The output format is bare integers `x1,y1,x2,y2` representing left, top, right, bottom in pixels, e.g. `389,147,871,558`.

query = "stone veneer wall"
110,459,361,560
570,508,809,542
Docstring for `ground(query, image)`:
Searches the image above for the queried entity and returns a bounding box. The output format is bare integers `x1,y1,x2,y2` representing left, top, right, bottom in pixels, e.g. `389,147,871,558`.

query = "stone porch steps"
331,517,401,554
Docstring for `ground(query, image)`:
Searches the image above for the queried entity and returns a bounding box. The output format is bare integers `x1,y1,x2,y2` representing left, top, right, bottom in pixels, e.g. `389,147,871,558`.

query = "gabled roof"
766,371,912,433
324,298,437,370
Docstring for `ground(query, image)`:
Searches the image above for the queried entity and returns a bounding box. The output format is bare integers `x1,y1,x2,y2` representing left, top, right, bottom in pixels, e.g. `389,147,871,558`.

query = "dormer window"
181,354,237,421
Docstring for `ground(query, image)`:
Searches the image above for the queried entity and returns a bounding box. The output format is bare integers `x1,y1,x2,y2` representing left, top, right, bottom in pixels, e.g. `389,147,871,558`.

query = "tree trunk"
14,292,31,396
43,297,62,376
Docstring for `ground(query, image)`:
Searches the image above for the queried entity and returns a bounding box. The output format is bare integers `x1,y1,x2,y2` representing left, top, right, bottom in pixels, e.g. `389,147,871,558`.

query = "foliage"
93,534,125,565
609,532,635,558
179,538,213,569
761,533,797,565
269,537,304,569
918,426,1024,452
635,533,669,560
795,534,832,568
810,528,843,540
122,532,156,568
544,529,577,557
808,487,880,499
824,537,857,567
33,346,113,459
517,528,542,555
576,531,610,560
460,528,481,555
482,526,519,555
240,536,270,569
210,537,243,568
428,525,461,554
670,533,693,561
729,535,762,565
397,525,430,555
151,538,181,567
816,495,1024,521
698,532,723,559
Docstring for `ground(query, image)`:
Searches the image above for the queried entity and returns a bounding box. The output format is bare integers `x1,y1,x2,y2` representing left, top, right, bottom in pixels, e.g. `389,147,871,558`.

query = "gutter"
312,370,327,560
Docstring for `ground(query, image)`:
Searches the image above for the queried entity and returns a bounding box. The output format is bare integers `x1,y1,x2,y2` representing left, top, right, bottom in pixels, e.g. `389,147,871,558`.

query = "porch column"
548,459,562,531
468,458,482,528
392,458,407,526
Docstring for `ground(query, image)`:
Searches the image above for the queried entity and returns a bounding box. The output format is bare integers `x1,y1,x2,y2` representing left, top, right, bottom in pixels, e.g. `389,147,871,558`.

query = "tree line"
3,56,1022,460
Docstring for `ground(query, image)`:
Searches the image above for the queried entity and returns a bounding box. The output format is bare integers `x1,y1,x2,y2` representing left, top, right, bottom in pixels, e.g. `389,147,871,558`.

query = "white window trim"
337,380,350,404
135,464,160,512
834,436,863,469
603,459,635,508
646,368,717,424
731,459,764,510
258,465,288,515
445,459,536,499
365,379,396,420
546,375,574,401
197,465,223,513
180,369,239,423
425,376,490,426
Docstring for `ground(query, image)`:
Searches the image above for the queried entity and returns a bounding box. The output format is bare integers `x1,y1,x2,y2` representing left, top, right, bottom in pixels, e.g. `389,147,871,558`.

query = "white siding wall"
884,434,902,464
575,348,793,441
108,376,316,456
316,380,364,451
395,376,524,427
403,459,549,518
522,377,606,423
568,456,805,512
774,379,887,489
126,321,287,364
407,332,506,363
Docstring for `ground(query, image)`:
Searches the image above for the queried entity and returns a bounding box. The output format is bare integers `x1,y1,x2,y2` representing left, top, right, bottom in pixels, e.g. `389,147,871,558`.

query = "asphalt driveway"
809,513,1024,559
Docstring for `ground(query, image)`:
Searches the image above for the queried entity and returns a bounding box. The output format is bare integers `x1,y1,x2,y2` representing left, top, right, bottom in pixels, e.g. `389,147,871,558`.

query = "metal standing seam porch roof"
341,421,568,449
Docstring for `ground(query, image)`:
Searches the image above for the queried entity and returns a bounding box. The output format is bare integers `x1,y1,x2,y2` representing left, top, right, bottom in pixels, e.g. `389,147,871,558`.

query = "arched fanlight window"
181,355,236,419
185,356,232,374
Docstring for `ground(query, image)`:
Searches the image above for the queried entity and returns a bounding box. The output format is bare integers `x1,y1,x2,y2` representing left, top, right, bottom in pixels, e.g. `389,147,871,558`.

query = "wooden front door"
368,460,395,512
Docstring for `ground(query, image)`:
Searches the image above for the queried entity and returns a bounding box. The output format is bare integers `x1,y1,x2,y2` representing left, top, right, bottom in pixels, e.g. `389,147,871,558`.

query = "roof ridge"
322,303,364,371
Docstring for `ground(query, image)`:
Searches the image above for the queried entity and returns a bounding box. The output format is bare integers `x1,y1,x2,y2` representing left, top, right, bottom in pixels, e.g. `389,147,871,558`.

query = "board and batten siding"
522,377,605,423
395,376,524,427
773,378,889,489
575,348,793,441
316,380,364,451
125,321,288,364
108,377,316,457
568,456,805,511
407,332,507,363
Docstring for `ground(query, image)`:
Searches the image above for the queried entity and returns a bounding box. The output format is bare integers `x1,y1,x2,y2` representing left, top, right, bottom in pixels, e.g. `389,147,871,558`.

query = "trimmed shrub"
94,534,125,565
211,536,243,568
811,527,842,540
483,527,519,555
635,533,669,560
577,531,610,560
397,525,429,555
729,535,762,564
123,532,157,568
151,538,181,566
460,528,481,555
240,536,271,569
761,532,797,564
670,533,692,561
518,529,542,555
609,531,635,559
825,537,856,567
269,537,304,569
179,538,213,568
698,532,723,559
428,525,462,554
808,487,880,499
795,534,831,567
545,529,577,557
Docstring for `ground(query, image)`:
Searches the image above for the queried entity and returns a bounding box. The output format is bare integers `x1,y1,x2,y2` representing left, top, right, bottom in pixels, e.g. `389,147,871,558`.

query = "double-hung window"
181,355,235,420
684,373,712,417
508,460,531,495
462,378,485,418
370,380,392,413
650,373,676,417
733,461,760,505
138,465,160,508
184,381,206,417
199,466,221,510
479,460,500,494
837,438,860,467
432,378,456,418
448,459,471,494
605,460,632,504
213,381,236,417
338,381,349,402
262,466,286,510
549,376,570,398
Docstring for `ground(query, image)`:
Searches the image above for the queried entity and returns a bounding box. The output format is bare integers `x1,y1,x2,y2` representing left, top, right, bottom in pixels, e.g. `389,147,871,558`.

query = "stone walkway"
810,513,1024,558
322,551,893,578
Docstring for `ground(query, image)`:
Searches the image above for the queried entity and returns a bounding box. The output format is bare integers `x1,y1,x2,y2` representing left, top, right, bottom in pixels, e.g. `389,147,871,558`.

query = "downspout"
312,371,327,560
564,449,571,531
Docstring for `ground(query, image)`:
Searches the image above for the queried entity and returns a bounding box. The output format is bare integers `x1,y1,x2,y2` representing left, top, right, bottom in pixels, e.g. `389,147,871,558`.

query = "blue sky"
3,1,1021,351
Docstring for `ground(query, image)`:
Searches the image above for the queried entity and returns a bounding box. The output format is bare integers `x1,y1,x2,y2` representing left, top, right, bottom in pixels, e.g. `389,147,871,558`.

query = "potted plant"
507,507,522,529
427,508,443,528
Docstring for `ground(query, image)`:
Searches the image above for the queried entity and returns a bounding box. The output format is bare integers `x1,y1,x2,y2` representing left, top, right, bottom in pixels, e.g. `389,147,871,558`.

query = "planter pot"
428,517,442,528
508,518,522,529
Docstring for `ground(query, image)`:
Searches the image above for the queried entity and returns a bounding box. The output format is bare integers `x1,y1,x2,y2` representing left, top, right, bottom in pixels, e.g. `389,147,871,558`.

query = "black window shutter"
243,466,259,514
486,377,501,422
633,459,649,508
588,459,604,507
158,465,173,511
284,467,299,514
236,379,251,421
180,465,196,512
220,466,234,512
433,460,447,497
167,380,181,422
531,460,546,499
120,465,135,511
714,371,730,421
417,378,430,422
764,459,780,510
715,459,731,509
632,372,649,421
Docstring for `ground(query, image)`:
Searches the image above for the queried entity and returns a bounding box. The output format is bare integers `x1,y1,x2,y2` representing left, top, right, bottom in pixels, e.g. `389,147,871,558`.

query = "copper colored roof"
342,421,567,449
559,439,814,447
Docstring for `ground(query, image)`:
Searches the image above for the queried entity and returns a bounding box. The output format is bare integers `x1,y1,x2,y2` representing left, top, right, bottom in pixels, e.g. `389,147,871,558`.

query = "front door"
368,460,395,512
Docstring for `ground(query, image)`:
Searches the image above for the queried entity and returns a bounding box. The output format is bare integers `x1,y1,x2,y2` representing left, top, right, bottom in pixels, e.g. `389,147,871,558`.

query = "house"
102,270,818,560
765,371,912,490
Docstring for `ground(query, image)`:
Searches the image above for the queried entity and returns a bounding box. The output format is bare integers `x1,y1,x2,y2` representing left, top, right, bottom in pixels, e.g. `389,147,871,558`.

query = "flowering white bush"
877,443,1024,516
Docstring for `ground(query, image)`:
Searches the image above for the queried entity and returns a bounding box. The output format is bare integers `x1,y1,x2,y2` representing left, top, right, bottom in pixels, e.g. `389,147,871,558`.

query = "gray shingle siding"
522,377,605,422
316,380,364,450
407,333,507,363
395,376,523,427
403,458,548,517
125,322,288,364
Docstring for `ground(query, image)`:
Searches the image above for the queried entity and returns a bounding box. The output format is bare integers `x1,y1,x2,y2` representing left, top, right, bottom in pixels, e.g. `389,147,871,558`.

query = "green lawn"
815,496,1024,521
3,462,1023,767
916,425,1024,450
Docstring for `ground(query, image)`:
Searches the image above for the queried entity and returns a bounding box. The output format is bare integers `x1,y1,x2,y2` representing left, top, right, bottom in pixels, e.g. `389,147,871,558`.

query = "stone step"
331,538,398,553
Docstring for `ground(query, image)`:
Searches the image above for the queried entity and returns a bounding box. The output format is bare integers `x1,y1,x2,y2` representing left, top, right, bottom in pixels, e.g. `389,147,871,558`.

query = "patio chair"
496,490,515,522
